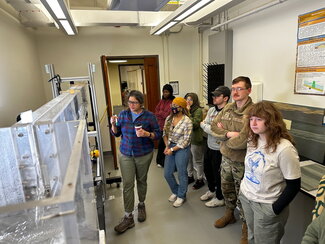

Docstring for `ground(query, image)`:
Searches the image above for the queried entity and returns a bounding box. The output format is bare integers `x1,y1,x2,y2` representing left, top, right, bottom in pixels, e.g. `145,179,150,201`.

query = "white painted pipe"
211,0,287,31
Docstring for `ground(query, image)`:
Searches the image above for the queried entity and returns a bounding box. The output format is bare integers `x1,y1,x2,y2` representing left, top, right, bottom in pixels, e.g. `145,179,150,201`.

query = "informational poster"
169,81,179,95
295,8,325,95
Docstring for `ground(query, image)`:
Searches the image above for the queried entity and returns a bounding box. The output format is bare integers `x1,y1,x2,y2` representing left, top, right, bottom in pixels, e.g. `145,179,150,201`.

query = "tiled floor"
102,149,316,244
103,152,242,244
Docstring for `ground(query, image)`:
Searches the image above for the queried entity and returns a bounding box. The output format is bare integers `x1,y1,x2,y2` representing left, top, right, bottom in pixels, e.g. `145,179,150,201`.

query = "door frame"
100,55,160,169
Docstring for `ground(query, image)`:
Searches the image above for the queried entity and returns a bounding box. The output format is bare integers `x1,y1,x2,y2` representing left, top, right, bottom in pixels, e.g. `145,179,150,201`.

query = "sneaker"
205,197,225,208
173,197,185,207
168,194,177,202
137,203,146,222
188,176,195,184
192,179,205,190
114,215,135,233
157,164,162,168
200,191,215,201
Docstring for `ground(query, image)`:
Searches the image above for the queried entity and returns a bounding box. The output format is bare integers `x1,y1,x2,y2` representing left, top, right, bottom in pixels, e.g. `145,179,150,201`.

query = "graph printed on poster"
295,8,325,95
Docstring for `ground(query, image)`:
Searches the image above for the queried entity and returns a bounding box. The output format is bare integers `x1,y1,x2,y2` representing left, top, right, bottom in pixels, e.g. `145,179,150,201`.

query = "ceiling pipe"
211,0,287,31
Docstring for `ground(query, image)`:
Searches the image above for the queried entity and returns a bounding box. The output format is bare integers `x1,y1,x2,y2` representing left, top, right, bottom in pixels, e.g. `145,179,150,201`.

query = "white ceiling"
2,0,245,32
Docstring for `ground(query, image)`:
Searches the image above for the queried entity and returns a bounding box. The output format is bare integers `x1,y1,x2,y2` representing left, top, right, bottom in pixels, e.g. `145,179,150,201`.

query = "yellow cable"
99,105,109,125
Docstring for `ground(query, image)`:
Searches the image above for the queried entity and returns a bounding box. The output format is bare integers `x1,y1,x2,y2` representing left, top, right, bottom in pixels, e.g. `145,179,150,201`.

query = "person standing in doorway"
211,76,254,244
185,93,205,190
200,86,230,207
239,101,301,244
110,90,161,234
154,84,175,168
163,97,193,207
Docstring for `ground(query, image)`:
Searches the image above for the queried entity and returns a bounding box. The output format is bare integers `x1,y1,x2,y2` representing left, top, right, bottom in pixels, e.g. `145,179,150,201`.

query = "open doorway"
100,55,160,169
120,64,145,107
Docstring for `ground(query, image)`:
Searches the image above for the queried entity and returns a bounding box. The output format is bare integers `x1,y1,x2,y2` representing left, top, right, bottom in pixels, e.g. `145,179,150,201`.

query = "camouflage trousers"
220,156,245,221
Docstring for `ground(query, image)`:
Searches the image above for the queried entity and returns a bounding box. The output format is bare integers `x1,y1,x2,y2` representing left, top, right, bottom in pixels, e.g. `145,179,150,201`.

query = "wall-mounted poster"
169,81,179,95
295,8,325,96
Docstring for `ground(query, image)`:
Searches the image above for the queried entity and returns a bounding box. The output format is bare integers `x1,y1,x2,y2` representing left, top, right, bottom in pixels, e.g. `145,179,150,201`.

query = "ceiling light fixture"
150,0,214,35
109,60,128,63
60,20,75,35
154,21,177,35
175,0,212,21
45,0,65,19
40,0,78,35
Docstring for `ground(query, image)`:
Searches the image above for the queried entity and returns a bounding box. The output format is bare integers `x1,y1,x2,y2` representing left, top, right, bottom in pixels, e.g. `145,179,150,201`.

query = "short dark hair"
232,76,252,89
128,90,144,105
211,86,231,102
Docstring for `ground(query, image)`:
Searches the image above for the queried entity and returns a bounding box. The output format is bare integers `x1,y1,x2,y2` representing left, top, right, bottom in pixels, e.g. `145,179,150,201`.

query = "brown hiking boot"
114,215,135,233
240,222,248,244
137,203,146,222
214,208,236,228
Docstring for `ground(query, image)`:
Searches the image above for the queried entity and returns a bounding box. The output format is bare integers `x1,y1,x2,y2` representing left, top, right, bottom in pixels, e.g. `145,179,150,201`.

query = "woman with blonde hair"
163,97,193,207
239,101,301,244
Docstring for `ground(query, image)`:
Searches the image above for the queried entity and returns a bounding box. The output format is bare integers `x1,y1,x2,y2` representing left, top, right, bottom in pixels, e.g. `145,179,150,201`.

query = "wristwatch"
170,147,174,152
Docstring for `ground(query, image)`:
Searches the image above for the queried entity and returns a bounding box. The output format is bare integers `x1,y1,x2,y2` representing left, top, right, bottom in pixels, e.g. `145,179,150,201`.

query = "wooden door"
144,57,160,113
100,55,118,169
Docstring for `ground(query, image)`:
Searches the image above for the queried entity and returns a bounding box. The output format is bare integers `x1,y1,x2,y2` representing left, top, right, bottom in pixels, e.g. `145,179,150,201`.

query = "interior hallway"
103,152,242,244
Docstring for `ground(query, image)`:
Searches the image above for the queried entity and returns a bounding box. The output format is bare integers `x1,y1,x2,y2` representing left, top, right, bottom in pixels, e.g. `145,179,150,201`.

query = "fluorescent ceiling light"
109,60,128,63
150,0,214,35
154,21,177,35
40,0,77,35
60,20,75,35
46,0,66,19
175,0,212,21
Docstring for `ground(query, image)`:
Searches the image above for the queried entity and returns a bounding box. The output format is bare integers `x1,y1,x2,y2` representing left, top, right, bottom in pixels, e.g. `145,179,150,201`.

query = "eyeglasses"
128,101,139,105
231,87,247,92
186,98,193,102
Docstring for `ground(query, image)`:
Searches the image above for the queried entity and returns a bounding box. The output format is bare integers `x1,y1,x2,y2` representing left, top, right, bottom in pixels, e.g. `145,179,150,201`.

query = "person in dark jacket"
185,92,205,190
154,84,175,167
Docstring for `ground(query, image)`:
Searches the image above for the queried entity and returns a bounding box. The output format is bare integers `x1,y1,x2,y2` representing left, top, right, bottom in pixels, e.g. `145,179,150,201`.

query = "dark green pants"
119,152,153,213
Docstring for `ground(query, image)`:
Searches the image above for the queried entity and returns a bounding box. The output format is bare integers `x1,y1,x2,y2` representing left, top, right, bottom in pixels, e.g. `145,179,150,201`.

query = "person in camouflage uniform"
211,76,254,244
302,174,325,244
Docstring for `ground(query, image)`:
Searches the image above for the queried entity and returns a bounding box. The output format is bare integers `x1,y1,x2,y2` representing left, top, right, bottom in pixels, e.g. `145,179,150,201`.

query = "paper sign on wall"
295,8,325,96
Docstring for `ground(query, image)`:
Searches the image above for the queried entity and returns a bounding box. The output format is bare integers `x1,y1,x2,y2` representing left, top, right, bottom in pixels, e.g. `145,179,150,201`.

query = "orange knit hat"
172,97,187,109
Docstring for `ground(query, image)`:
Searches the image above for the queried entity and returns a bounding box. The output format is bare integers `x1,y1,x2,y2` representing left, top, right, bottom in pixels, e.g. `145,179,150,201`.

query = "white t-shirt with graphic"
240,138,301,204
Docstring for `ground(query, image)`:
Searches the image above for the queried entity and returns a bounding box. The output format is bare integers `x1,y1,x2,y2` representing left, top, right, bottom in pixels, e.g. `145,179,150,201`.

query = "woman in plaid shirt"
110,90,161,234
163,97,193,208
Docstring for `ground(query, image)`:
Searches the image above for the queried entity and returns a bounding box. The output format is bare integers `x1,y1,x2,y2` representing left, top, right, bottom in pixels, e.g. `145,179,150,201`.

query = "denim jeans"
164,144,190,199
